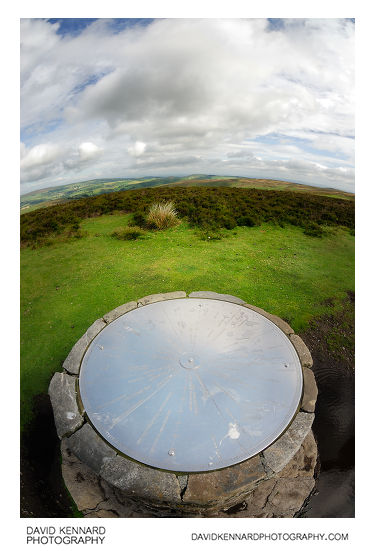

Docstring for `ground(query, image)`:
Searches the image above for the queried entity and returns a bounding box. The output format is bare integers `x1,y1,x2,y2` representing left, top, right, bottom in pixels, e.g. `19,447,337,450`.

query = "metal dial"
79,299,302,472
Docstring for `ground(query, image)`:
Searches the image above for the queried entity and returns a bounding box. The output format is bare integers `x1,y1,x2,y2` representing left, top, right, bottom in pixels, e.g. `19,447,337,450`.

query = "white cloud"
20,142,64,182
20,18,354,193
20,143,61,169
78,141,101,161
127,141,146,157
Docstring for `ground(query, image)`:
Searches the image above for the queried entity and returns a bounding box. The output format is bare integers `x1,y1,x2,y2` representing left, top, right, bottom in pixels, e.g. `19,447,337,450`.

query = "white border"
6,1,371,549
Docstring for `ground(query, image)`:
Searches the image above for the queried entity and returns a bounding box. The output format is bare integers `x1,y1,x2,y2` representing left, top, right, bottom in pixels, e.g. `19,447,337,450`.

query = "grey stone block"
189,291,245,304
290,334,313,367
266,477,315,514
61,439,105,511
278,430,317,478
103,301,138,324
67,423,116,474
100,455,181,504
301,367,318,412
48,372,84,438
137,291,186,306
262,412,314,474
183,455,266,505
63,318,106,375
247,479,277,509
244,304,294,335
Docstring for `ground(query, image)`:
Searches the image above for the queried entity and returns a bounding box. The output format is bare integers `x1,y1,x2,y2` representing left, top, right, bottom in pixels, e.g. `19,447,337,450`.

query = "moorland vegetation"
20,186,354,247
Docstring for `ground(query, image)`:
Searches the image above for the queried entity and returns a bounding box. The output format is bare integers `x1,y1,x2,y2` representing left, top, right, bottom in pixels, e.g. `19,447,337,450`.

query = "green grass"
20,213,354,431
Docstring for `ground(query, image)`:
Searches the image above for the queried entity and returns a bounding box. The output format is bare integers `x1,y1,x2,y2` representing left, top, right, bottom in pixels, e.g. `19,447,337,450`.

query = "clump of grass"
196,227,224,241
111,226,146,240
146,201,179,230
66,226,86,239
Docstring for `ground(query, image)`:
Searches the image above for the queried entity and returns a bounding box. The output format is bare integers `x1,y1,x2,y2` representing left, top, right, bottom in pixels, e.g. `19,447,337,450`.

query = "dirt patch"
298,291,354,517
301,291,354,373
300,291,354,468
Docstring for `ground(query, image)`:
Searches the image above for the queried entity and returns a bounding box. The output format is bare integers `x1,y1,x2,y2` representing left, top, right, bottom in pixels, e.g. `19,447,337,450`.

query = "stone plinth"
50,291,318,517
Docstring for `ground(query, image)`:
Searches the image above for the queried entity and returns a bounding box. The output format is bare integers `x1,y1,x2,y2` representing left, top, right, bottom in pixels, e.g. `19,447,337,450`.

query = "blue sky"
47,18,154,36
20,18,354,193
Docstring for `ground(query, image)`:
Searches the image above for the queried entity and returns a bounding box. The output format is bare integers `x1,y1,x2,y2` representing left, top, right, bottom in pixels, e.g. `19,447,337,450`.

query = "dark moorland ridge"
20,175,354,213
20,185,354,247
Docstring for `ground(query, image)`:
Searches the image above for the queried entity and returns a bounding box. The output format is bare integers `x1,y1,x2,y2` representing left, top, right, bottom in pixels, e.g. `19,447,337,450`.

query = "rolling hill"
20,175,354,213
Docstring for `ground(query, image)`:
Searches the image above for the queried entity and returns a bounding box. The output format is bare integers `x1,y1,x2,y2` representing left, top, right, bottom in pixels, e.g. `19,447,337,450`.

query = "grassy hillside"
20,175,354,212
20,186,354,247
21,211,354,432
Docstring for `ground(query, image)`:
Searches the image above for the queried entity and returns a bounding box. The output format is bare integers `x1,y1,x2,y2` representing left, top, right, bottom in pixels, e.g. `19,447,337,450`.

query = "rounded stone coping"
60,412,316,512
49,290,317,509
61,428,317,517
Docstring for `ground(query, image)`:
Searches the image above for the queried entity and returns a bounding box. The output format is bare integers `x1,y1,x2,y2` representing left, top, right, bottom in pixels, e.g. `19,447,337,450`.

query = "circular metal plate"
79,299,302,472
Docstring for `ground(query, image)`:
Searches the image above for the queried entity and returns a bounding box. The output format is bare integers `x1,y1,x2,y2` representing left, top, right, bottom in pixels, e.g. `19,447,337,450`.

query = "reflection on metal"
79,299,302,472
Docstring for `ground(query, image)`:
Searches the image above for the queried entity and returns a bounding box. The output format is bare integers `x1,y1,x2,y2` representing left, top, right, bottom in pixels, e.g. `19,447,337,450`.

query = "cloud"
78,142,101,161
127,141,146,157
20,142,61,168
20,142,64,182
20,18,354,193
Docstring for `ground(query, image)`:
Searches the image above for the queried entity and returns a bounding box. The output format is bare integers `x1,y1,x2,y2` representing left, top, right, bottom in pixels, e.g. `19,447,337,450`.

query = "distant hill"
20,175,354,212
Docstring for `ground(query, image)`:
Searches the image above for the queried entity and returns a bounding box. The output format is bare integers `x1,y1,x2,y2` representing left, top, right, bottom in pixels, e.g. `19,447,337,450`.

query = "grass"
20,213,354,432
111,225,146,240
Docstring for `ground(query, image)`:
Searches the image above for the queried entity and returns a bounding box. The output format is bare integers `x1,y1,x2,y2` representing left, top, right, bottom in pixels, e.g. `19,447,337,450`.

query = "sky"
20,18,355,194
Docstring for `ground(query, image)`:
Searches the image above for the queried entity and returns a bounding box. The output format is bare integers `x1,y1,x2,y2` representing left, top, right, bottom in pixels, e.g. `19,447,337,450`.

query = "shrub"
146,201,179,230
303,222,324,238
237,215,257,227
111,226,146,240
221,216,237,230
130,211,147,228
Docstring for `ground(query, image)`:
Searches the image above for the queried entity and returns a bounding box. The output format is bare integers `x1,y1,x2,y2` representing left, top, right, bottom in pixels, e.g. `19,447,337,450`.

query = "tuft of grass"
146,201,179,230
111,225,146,240
196,227,225,241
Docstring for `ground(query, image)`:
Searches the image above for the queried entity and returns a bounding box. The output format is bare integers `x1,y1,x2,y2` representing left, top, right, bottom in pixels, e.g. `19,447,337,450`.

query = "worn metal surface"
79,299,302,472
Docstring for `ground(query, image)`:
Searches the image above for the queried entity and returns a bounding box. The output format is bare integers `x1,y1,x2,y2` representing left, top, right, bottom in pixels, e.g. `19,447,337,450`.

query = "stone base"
61,430,317,518
52,291,319,518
